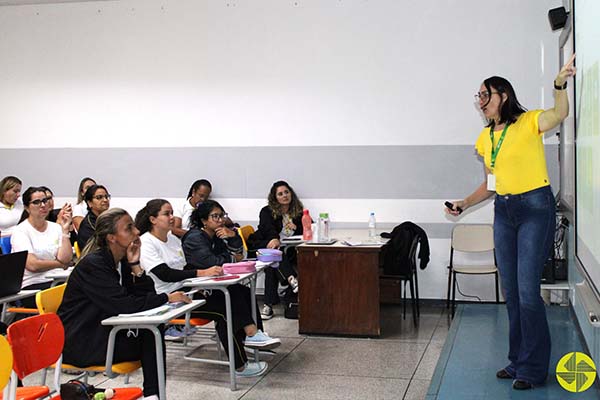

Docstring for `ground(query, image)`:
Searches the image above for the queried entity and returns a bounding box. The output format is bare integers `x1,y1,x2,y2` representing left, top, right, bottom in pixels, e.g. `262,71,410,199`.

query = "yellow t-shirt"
475,109,550,195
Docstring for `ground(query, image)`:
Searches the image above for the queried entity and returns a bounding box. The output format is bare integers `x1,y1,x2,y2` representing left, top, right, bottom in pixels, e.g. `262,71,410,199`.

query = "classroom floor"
22,302,597,399
23,302,451,399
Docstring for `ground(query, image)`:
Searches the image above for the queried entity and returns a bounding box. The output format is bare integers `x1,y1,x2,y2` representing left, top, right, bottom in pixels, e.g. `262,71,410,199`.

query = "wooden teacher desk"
296,231,386,337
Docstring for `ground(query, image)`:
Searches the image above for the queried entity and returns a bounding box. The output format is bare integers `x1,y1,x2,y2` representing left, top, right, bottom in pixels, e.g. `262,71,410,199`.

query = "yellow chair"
0,336,12,397
35,284,67,315
238,225,255,252
74,241,81,258
34,284,142,383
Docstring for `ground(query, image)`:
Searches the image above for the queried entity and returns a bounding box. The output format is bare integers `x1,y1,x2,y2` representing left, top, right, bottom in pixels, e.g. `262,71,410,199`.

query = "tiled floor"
22,302,451,399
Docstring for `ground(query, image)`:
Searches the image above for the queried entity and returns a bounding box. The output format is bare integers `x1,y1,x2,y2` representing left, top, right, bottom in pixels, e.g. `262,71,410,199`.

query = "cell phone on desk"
213,275,240,281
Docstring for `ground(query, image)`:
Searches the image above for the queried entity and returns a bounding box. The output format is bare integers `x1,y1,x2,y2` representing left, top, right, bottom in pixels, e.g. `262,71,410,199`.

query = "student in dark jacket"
58,208,190,400
247,181,303,320
77,185,111,250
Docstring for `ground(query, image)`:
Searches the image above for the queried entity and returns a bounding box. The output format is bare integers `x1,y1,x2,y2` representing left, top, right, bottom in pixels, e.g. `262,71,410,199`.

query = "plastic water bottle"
368,212,377,238
318,213,330,242
302,209,313,241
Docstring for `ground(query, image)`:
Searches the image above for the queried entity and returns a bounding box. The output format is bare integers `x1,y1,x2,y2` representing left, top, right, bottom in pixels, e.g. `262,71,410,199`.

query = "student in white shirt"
172,179,212,238
11,186,73,308
136,198,279,377
72,177,96,232
0,176,24,237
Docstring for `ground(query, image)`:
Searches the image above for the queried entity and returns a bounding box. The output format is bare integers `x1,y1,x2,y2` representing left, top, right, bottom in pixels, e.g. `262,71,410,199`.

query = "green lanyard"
489,123,510,170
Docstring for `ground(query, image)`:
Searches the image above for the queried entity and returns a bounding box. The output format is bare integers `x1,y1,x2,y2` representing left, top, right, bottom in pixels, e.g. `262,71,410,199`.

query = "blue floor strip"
428,304,600,399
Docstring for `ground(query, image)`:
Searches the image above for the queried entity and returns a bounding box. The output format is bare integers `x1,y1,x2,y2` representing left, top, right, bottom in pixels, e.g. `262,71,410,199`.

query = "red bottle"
302,209,313,241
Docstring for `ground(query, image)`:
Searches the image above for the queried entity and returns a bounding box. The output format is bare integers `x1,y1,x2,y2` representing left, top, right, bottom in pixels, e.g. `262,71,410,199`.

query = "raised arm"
538,53,576,133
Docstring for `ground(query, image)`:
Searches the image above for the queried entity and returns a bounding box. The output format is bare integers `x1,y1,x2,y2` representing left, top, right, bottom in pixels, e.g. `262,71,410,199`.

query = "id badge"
487,173,496,191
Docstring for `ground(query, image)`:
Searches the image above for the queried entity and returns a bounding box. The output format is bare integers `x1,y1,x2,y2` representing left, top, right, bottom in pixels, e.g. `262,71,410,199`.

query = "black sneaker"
261,304,274,320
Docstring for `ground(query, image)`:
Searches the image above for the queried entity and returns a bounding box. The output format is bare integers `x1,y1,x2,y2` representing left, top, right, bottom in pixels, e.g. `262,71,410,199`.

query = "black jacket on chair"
381,221,430,276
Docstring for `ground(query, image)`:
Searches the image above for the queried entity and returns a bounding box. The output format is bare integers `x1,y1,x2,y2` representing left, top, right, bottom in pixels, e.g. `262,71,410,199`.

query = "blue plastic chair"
0,236,11,254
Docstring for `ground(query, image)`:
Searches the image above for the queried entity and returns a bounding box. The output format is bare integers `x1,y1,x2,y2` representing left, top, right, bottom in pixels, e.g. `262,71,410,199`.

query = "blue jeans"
493,185,555,384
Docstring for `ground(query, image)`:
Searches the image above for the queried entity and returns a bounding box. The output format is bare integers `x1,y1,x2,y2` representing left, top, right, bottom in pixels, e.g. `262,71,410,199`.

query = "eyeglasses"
208,213,227,221
30,198,50,206
474,91,499,102
93,194,111,201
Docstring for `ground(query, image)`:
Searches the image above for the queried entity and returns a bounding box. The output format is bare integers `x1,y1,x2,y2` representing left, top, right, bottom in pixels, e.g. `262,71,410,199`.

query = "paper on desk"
118,304,171,317
184,276,215,285
341,240,385,246
282,235,303,241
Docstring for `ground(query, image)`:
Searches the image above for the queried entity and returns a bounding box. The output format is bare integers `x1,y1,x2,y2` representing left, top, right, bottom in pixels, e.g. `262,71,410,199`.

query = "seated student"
10,187,73,308
77,184,111,250
248,181,303,320
0,176,24,236
72,177,96,232
182,201,280,334
41,186,77,244
58,208,190,400
172,179,212,238
137,199,278,376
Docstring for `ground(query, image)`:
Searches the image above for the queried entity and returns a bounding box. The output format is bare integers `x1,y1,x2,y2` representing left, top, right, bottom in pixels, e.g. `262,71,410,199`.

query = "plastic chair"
2,314,142,400
237,225,255,252
0,336,12,399
0,236,11,255
2,313,64,400
34,285,142,383
447,224,499,318
36,284,67,315
73,242,81,259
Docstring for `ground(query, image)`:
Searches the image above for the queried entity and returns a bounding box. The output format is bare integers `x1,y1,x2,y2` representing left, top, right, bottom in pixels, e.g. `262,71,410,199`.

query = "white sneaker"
261,304,274,320
288,276,299,293
236,361,268,377
245,330,281,350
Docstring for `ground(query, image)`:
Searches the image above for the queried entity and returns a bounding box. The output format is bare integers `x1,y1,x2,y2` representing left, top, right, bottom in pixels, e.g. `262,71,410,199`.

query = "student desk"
182,262,268,391
297,234,386,337
0,290,39,322
102,300,205,400
45,267,73,286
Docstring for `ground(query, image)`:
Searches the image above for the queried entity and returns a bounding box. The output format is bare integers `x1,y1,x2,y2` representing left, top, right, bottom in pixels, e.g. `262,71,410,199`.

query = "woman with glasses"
248,181,304,320
40,186,76,245
77,184,111,249
0,176,23,237
58,208,190,400
172,179,212,238
72,177,96,232
446,55,576,390
137,199,278,377
10,186,73,307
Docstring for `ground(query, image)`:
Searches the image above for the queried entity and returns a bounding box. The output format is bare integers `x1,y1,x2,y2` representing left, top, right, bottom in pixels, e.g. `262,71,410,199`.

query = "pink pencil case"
257,249,283,263
223,261,256,274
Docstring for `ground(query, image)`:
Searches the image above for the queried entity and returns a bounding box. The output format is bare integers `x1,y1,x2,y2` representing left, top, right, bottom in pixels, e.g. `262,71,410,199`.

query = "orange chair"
2,313,64,400
2,314,143,400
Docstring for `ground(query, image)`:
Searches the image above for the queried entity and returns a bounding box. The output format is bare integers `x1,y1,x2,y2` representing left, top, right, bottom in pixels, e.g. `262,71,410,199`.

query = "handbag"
60,380,97,400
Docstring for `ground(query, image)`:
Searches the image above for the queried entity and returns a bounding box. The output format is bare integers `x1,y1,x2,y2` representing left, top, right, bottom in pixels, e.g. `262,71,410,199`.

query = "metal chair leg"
446,266,452,309
495,271,500,303
451,272,457,318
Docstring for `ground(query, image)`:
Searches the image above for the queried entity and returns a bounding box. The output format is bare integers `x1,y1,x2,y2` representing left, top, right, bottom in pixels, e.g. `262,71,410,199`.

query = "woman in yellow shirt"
447,54,576,390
